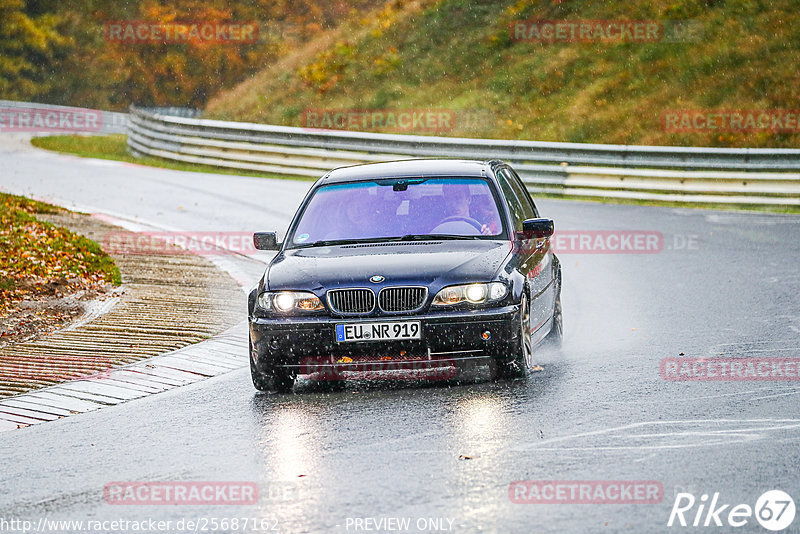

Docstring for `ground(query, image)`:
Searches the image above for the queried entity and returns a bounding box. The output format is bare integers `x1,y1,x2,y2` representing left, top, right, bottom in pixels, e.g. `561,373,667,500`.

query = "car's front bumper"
249,305,520,374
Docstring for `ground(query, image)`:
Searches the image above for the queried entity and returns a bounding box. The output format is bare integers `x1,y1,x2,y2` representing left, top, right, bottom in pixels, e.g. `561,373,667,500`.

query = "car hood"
266,241,511,291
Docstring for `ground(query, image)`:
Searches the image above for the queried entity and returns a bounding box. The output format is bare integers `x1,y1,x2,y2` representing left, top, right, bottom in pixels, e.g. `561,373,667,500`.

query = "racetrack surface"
1,136,800,533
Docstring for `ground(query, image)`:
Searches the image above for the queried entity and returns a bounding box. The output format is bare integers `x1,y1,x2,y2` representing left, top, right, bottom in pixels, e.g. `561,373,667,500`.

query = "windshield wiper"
300,239,352,248
399,234,479,241
295,234,479,248
298,236,405,248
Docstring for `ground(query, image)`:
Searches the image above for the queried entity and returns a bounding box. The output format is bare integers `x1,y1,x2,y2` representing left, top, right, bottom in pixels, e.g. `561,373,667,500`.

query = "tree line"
0,0,382,110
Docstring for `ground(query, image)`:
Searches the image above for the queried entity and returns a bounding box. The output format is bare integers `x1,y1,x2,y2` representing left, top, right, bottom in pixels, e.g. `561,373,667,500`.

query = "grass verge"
0,193,121,316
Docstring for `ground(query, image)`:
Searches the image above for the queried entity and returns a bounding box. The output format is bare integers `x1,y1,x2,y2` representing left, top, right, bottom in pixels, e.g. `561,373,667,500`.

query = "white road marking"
749,389,800,401
511,419,800,452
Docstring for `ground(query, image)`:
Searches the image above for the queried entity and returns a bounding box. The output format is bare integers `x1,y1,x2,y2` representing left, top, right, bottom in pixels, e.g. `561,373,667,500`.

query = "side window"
506,168,539,218
497,170,526,231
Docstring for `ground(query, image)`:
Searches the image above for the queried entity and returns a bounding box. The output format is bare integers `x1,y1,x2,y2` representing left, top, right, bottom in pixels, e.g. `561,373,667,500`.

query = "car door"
498,167,556,340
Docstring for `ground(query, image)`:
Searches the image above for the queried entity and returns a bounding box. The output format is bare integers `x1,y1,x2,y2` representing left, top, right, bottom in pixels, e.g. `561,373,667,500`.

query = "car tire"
544,291,563,347
249,338,295,393
497,292,532,379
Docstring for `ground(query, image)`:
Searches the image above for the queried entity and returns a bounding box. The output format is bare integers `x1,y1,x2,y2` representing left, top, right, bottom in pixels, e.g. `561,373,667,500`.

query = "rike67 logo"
668,490,796,531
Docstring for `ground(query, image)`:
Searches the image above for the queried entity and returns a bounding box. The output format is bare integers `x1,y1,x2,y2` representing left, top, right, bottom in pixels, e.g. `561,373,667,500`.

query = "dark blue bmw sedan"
248,159,562,392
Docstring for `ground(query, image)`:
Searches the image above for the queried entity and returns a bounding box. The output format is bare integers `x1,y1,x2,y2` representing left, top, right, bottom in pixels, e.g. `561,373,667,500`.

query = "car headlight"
257,291,324,313
432,282,508,306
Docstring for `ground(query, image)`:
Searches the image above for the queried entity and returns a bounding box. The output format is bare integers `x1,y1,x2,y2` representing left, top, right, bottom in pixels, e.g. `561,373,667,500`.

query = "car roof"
319,159,503,185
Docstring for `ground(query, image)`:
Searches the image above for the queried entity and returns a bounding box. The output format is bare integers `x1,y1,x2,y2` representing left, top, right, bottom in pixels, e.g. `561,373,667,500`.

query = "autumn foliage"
1,0,384,110
0,194,120,316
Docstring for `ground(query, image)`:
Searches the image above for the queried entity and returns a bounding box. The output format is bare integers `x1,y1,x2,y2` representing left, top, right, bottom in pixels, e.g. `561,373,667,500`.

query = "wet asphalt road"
1,137,800,533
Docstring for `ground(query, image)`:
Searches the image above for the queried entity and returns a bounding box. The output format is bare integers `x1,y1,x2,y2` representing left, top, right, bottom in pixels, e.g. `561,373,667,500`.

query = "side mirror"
253,232,281,251
521,218,554,239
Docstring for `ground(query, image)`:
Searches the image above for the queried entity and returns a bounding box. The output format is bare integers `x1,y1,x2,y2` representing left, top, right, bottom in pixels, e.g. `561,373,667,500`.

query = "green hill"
205,0,800,148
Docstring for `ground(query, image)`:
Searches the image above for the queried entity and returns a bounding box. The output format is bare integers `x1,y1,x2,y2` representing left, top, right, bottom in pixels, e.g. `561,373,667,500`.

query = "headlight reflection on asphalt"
269,409,319,480
451,394,511,443
249,406,323,526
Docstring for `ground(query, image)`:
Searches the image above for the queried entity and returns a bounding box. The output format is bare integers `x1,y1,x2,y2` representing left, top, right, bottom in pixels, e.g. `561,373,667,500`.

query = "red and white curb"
0,203,267,431
0,320,248,431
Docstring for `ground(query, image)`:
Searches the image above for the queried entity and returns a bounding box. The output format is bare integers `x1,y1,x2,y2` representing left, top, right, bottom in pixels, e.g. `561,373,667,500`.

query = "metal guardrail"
8,99,795,205
125,105,794,206
0,100,127,135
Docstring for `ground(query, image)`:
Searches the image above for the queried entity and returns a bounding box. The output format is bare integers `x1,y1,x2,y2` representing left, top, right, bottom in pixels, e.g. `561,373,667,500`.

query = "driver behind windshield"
436,183,494,235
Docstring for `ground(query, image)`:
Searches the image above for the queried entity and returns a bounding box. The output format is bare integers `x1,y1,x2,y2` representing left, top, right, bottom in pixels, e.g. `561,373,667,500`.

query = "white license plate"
335,321,421,343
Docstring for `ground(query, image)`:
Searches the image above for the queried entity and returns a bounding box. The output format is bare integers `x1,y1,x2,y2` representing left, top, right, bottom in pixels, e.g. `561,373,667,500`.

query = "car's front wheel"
497,293,532,379
249,338,295,393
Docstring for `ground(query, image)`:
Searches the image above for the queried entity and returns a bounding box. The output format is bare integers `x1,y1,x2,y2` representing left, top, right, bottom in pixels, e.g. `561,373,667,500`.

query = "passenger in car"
324,194,379,240
470,194,501,235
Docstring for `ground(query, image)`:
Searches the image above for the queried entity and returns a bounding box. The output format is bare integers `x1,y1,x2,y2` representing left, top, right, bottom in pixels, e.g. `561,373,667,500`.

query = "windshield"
288,178,505,247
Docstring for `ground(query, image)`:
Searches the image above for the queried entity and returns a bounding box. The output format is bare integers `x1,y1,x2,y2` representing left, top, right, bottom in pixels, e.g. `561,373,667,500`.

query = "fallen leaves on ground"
0,193,121,341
